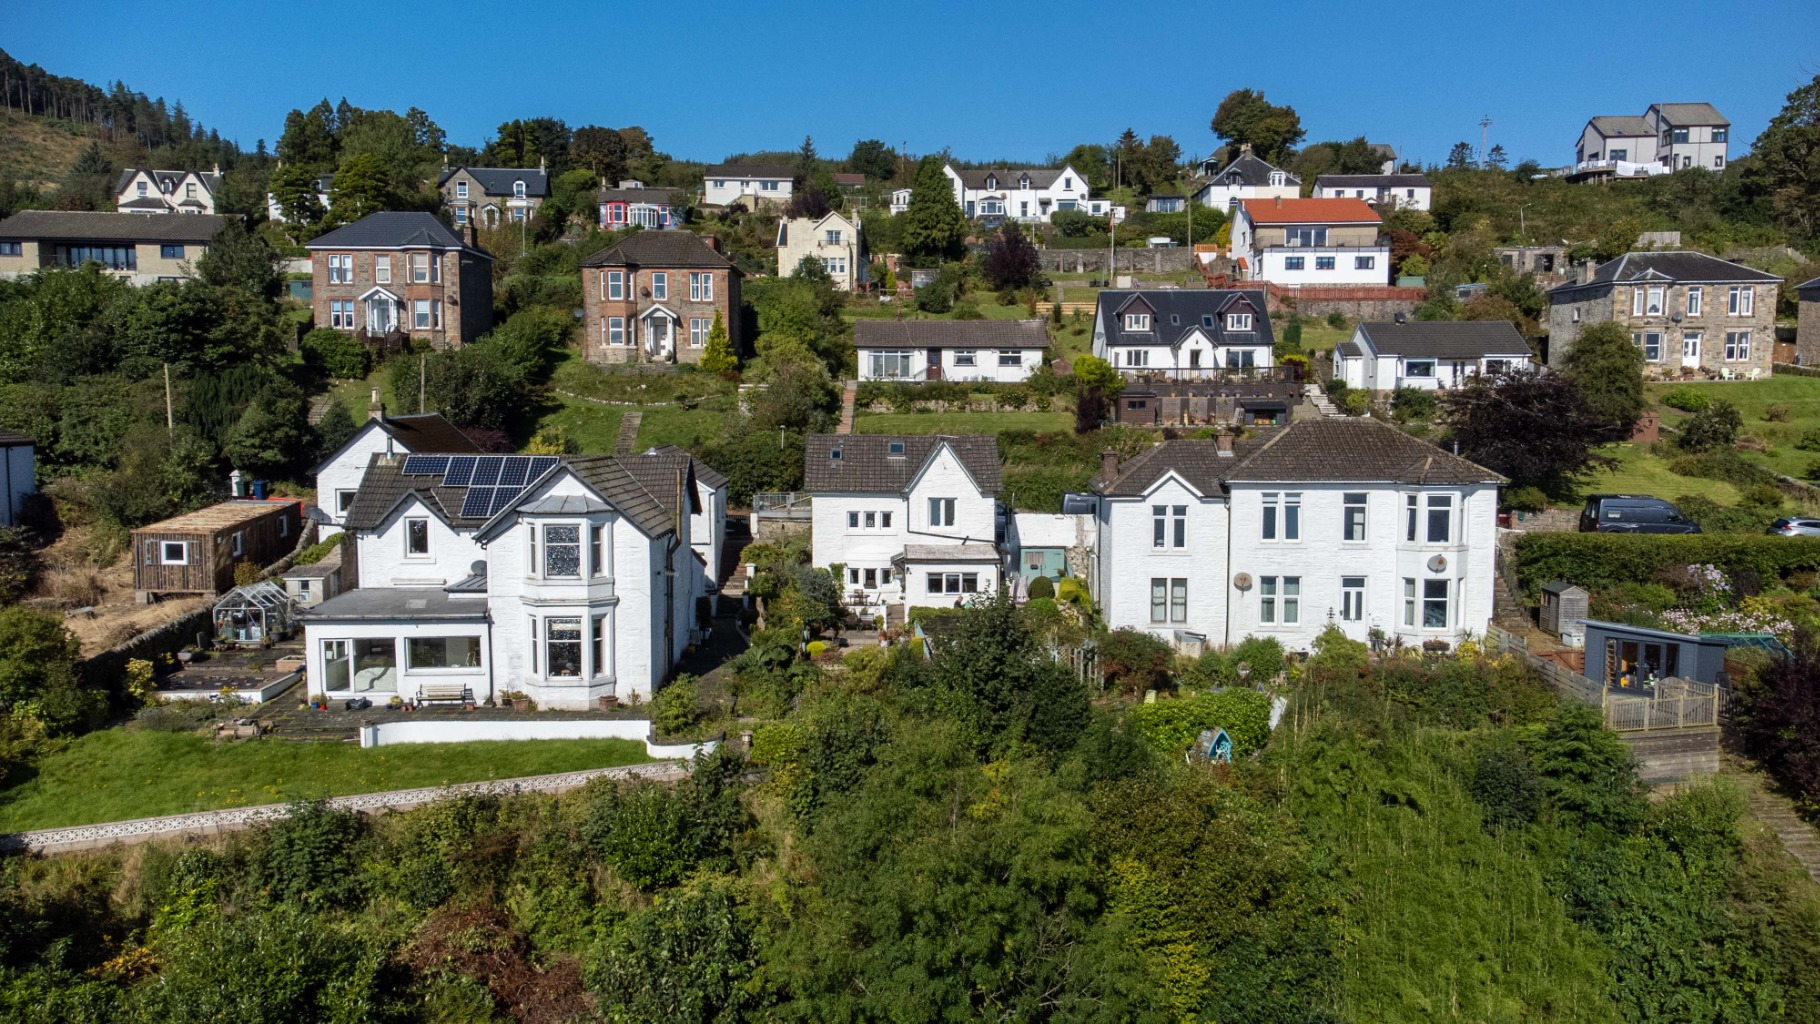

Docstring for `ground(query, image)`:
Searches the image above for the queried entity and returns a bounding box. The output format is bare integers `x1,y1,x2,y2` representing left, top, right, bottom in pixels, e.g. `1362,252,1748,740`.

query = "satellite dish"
1427,554,1448,572
471,559,488,575
1233,572,1253,590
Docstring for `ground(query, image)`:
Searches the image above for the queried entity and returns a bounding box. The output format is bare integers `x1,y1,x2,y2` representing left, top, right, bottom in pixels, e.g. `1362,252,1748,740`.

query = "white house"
777,211,866,291
266,173,334,223
805,434,1003,617
311,405,482,539
1231,197,1387,286
115,167,221,215
944,163,1092,224
1090,418,1502,651
1334,319,1535,391
1573,103,1730,178
301,448,725,709
855,320,1049,383
1313,173,1432,211
889,188,913,215
703,164,794,208
1192,146,1300,210
1091,289,1276,377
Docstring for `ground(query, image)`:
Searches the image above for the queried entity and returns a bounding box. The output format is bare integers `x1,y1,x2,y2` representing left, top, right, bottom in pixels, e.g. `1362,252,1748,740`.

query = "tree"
1439,368,1615,494
0,607,102,734
1558,321,1645,437
1486,144,1509,170
1750,73,1820,239
1131,135,1182,195
267,162,326,229
569,124,630,182
1446,142,1475,169
931,591,1090,757
1209,89,1305,164
847,138,896,180
981,221,1041,291
1072,353,1122,395
196,221,283,300
275,100,338,168
699,309,737,375
1737,639,1820,805
224,384,314,479
899,156,968,264
1678,399,1742,452
327,152,396,223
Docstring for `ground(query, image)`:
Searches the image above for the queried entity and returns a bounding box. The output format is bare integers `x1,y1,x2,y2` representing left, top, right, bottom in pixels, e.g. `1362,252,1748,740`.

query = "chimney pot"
1100,448,1120,480
1274,195,1283,208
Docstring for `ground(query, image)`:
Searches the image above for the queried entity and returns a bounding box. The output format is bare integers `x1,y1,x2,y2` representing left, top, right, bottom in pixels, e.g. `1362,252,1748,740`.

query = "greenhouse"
211,580,298,646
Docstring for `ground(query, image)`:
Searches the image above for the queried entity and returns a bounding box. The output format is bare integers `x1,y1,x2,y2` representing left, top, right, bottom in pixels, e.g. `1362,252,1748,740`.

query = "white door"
365,297,393,333
1682,332,1702,368
646,316,671,357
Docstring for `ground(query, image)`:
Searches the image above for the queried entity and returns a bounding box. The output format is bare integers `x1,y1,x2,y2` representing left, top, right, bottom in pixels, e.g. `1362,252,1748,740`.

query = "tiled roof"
833,173,867,186
436,166,550,197
1241,197,1379,225
640,444,728,489
804,434,1001,494
114,168,221,195
598,185,683,204
1354,320,1534,359
1224,418,1503,485
308,413,479,476
581,230,737,270
1094,289,1274,350
952,166,1066,190
1548,251,1782,298
1315,173,1431,190
1092,436,1273,496
1650,103,1728,126
705,164,794,179
565,456,687,538
305,212,475,251
1204,152,1299,187
1588,115,1654,137
0,210,226,242
853,319,1049,350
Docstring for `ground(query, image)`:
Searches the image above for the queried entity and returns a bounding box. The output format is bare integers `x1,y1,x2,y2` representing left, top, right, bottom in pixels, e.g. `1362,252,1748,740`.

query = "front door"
645,315,671,357
366,296,394,333
1682,332,1702,368
927,348,941,380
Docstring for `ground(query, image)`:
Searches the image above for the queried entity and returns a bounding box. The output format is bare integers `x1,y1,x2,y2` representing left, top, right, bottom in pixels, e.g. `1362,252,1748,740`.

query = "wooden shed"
1539,581,1589,638
132,499,304,601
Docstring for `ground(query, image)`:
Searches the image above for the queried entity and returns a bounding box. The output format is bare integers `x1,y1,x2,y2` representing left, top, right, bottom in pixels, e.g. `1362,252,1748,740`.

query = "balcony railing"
1115,365,1299,383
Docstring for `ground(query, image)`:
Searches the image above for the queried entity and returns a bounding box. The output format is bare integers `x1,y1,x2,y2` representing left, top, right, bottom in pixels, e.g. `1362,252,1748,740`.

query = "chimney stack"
1216,430,1235,457
1100,448,1120,481
1240,143,1253,155
1578,260,1595,285
368,388,385,423
700,234,721,254
1394,311,1407,325
1274,195,1283,208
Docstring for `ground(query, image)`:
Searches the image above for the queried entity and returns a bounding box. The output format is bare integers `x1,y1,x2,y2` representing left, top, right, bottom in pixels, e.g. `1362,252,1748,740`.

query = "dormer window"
1227,313,1253,330
1269,171,1287,187
1124,313,1152,331
514,180,526,198
985,175,997,190
161,179,173,194
1019,174,1030,190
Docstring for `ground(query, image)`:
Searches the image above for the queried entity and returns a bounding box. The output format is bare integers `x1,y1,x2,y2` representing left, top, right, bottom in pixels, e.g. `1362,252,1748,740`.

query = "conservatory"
212,580,298,646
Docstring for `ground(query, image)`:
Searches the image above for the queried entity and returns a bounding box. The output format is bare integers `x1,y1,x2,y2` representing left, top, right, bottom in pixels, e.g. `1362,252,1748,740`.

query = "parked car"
1578,494,1701,534
1767,517,1820,537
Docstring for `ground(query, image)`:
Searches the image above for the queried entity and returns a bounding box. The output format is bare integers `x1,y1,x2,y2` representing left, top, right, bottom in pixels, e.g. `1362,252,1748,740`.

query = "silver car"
1768,517,1820,537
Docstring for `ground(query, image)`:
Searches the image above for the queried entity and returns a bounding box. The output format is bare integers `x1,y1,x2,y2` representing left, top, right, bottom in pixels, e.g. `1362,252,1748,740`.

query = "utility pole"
418,353,426,414
163,363,173,432
1478,115,1493,170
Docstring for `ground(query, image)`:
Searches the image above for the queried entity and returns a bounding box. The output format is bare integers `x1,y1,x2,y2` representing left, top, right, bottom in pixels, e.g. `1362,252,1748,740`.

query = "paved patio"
251,682,654,740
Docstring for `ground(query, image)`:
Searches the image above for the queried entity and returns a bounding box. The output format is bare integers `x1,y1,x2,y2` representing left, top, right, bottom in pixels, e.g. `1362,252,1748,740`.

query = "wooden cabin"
132,499,304,601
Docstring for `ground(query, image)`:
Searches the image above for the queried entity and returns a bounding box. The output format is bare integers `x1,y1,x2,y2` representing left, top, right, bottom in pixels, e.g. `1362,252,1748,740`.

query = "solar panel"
443,456,478,486
460,487,495,519
471,457,503,486
529,456,560,478
498,456,531,487
490,487,524,515
401,455,449,477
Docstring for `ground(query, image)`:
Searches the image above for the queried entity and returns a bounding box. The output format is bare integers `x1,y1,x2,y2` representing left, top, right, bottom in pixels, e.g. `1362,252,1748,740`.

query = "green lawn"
853,410,1073,434
0,731,650,831
535,393,625,454
1647,376,1820,480
635,406,731,450
1577,443,1741,504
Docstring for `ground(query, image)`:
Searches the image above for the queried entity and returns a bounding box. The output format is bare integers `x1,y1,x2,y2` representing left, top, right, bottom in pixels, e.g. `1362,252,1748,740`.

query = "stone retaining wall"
3,760,687,856
1038,247,1196,274
358,717,719,760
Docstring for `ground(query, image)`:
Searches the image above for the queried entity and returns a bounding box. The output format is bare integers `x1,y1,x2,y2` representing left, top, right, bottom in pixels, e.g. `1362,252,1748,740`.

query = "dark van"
1579,494,1701,534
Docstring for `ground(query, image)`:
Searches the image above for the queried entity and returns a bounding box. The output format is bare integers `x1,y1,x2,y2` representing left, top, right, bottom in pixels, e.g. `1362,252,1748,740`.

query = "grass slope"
1650,377,1820,480
0,731,649,831
1580,443,1741,504
853,411,1073,434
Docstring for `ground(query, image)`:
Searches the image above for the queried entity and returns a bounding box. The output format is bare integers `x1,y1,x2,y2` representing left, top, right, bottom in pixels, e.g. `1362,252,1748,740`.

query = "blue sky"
7,0,1817,168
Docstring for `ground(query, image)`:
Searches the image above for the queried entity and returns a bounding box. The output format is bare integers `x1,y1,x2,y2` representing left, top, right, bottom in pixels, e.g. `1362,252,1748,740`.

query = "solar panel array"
394,455,564,520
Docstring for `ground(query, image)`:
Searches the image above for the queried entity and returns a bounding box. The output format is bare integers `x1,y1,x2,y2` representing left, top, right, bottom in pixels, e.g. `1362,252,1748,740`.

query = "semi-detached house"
1546,251,1780,376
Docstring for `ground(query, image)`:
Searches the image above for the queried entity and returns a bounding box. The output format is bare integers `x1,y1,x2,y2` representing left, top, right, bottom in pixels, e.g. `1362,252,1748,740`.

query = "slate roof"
581,230,737,270
1092,436,1274,496
1353,320,1533,360
1548,251,1781,299
1650,103,1728,126
1315,173,1432,190
640,444,728,489
1241,197,1379,225
565,455,690,538
436,166,550,197
113,168,221,196
853,319,1049,350
304,212,477,252
1203,151,1299,187
1588,115,1654,137
705,164,794,180
804,434,1001,494
1224,418,1504,485
598,185,683,205
1798,276,1820,296
1094,289,1274,350
952,166,1066,190
308,413,479,476
0,430,32,446
0,210,226,242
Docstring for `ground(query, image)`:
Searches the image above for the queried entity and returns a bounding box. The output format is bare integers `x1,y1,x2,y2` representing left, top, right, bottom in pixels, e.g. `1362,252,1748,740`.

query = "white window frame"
1645,286,1664,315
929,497,956,528
413,299,432,330
1425,494,1453,544
689,317,710,348
432,300,443,330
1403,577,1417,626
652,272,667,300
1259,576,1301,625
689,272,714,302
607,316,626,345
405,517,431,557
456,181,468,199
336,489,358,514
1341,576,1366,622
374,254,390,285
1686,287,1702,316
159,541,188,565
410,252,430,283
1422,579,1450,629
1343,492,1368,542
998,350,1021,367
953,350,977,367
1725,331,1751,362
606,270,624,300
1226,313,1252,330
1152,504,1187,549
1729,286,1753,316
1124,313,1151,331
1261,492,1300,542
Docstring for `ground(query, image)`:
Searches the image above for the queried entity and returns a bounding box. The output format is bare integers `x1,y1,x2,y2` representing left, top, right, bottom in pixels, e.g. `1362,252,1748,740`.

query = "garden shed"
212,580,297,646
131,499,303,600
1539,581,1589,637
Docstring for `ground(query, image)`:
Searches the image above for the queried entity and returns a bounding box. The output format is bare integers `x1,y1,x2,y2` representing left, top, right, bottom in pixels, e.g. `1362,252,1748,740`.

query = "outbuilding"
132,499,304,601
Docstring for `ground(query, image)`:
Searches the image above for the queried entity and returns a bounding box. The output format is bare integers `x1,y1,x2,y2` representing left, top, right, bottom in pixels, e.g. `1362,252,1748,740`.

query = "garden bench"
416,683,472,705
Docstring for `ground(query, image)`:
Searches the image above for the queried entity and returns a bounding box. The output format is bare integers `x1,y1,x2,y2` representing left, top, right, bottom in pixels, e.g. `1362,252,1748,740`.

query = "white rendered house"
855,319,1048,383
1192,146,1300,210
1231,197,1387,286
703,164,794,208
1334,319,1535,391
944,163,1092,224
1090,418,1501,651
1091,289,1276,377
311,406,481,539
115,167,221,215
805,434,1003,615
1313,173,1432,211
301,448,725,708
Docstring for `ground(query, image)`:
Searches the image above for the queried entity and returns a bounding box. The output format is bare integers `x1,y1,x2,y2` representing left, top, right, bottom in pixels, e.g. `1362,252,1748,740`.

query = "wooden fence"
1486,623,1721,733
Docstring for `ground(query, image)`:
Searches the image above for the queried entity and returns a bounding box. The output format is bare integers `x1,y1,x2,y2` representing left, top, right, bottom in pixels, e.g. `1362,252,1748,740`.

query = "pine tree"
699,310,738,376
899,156,968,265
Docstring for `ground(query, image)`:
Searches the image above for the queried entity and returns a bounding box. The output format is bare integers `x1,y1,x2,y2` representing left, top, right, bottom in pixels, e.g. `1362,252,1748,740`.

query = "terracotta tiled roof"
1240,197,1379,225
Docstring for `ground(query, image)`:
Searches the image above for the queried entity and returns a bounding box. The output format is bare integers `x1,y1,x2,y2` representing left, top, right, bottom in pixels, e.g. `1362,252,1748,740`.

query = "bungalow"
1334,319,1535,391
855,319,1048,382
0,210,224,285
703,165,794,208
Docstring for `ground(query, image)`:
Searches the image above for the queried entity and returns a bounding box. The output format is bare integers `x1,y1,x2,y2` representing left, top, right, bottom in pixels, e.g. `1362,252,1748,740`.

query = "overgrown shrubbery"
1660,385,1710,412
1515,531,1820,594
1126,686,1271,755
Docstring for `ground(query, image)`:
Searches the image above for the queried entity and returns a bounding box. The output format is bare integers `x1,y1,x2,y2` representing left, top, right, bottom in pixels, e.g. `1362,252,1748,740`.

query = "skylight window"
888,441,906,457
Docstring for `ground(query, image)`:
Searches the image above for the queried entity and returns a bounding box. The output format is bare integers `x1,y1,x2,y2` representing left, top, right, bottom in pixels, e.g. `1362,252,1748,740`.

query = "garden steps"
1302,382,1342,419
1726,757,1820,883
613,410,643,454
836,381,857,434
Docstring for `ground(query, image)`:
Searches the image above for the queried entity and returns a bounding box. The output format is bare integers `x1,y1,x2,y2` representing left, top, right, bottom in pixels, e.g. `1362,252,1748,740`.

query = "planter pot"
598,695,619,710
510,698,530,711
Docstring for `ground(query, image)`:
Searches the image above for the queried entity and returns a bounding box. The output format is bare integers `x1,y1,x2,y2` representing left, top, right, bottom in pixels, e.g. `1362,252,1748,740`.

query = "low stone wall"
79,607,213,694
3,760,687,856
1624,727,1722,786
358,717,718,760
1279,294,1423,320
1038,247,1196,274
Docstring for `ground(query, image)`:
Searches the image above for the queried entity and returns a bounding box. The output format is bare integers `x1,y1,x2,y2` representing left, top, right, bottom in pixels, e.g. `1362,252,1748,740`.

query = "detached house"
1192,145,1299,210
703,165,794,208
944,163,1092,224
855,320,1048,382
115,167,222,214
1334,319,1535,391
1231,197,1386,286
806,434,1003,618
0,210,224,285
598,181,684,230
301,448,726,708
777,211,865,291
1573,104,1730,178
1092,289,1276,377
1089,418,1502,651
305,212,494,347
581,231,742,365
1313,173,1432,211
1546,251,1781,376
438,165,550,228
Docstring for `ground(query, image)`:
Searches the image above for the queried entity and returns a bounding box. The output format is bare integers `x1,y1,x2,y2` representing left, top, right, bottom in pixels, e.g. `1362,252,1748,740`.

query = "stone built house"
580,231,742,365
114,167,222,214
1799,276,1820,366
437,165,550,228
1090,418,1502,652
305,212,494,347
1546,251,1781,377
0,210,224,285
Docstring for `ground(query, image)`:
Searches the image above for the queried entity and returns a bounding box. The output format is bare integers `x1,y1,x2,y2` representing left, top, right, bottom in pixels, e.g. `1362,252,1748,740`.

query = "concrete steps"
613,410,643,454
836,382,857,434
1727,758,1820,883
1302,382,1343,418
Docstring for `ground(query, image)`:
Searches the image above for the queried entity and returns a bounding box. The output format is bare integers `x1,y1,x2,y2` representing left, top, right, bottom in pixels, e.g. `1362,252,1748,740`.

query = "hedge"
1513,532,1820,593
1126,688,1271,757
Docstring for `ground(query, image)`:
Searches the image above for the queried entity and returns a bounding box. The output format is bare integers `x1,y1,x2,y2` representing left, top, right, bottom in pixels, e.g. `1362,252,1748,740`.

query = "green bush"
1341,390,1372,416
1765,403,1791,422
1026,575,1055,600
299,328,369,379
1502,486,1550,512
291,534,341,566
1672,495,1781,534
1678,399,1742,452
950,303,984,320
1514,532,1820,593
1660,386,1709,412
1390,387,1437,423
1668,449,1779,488
1126,687,1272,756
652,675,702,736
1797,429,1820,453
